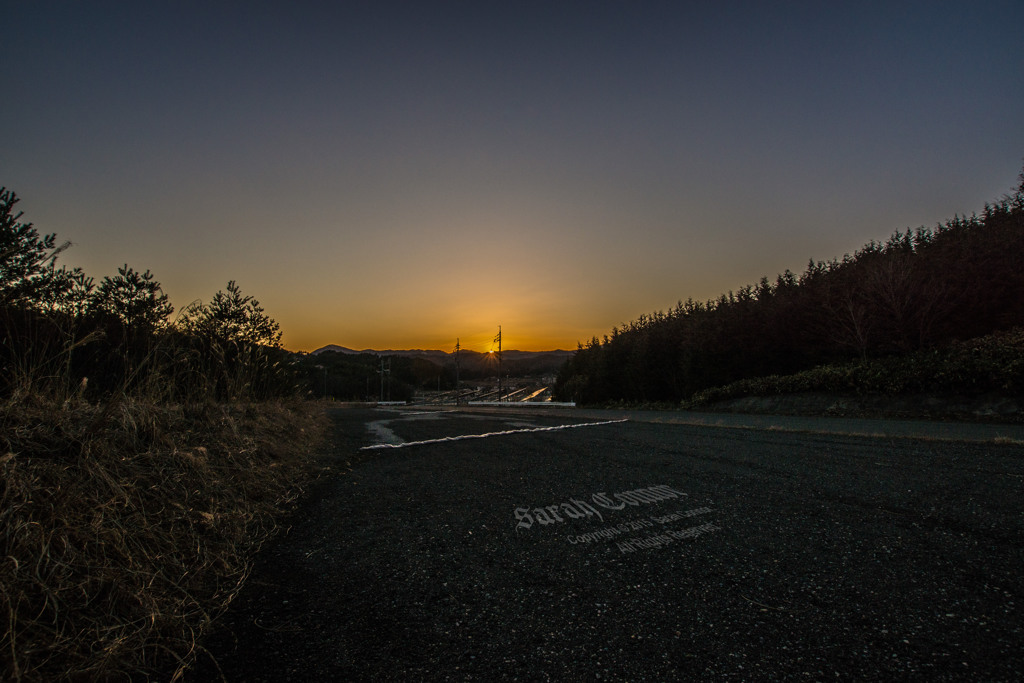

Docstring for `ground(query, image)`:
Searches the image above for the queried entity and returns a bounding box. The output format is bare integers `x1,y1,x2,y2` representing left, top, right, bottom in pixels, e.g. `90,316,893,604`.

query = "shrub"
685,327,1024,406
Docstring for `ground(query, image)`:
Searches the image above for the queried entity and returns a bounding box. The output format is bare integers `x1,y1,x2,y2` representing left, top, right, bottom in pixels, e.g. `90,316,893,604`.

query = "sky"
4,1,1023,352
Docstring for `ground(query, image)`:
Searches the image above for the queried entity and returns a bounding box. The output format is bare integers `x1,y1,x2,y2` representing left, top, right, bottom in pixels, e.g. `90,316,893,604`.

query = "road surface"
192,407,1024,681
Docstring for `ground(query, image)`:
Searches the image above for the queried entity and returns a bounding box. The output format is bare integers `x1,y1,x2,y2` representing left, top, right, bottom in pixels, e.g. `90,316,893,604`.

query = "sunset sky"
4,2,1023,352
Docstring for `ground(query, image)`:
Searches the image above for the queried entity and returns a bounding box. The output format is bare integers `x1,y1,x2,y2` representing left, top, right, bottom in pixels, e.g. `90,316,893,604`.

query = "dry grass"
0,397,328,681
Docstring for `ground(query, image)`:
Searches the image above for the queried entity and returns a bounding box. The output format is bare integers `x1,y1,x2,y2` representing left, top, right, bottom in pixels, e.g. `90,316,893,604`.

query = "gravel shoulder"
189,407,1024,681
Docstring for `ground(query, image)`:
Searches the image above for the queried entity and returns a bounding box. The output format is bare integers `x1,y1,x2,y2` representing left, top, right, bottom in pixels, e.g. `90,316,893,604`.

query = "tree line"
1,186,291,402
554,168,1024,405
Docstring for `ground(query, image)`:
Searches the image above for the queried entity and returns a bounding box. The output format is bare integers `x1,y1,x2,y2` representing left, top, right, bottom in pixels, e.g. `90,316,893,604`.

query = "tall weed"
0,398,328,681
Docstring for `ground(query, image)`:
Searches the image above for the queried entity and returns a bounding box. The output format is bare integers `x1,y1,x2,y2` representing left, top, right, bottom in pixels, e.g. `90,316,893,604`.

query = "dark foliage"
685,327,1024,407
0,187,70,307
1,188,297,403
555,167,1024,405
292,351,456,402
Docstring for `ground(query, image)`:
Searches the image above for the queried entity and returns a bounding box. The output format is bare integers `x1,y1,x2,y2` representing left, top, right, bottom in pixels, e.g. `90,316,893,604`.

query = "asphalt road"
191,407,1024,681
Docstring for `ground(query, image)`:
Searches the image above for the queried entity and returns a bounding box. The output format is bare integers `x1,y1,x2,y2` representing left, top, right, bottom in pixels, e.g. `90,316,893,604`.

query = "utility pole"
454,338,461,406
494,325,503,402
379,357,391,402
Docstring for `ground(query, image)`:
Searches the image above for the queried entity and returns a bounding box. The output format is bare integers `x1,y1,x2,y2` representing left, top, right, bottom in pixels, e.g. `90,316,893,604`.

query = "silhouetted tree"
555,164,1024,405
180,280,281,348
177,281,286,400
91,265,173,331
0,187,69,308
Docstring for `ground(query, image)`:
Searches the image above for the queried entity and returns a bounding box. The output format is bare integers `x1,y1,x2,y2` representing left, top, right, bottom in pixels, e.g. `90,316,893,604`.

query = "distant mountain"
311,345,451,361
310,344,363,355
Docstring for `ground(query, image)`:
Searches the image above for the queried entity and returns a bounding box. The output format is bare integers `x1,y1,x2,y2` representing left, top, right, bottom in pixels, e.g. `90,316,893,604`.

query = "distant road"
193,407,1024,681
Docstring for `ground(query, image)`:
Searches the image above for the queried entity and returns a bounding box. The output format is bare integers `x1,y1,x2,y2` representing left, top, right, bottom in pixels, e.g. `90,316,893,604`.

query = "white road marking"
359,419,629,450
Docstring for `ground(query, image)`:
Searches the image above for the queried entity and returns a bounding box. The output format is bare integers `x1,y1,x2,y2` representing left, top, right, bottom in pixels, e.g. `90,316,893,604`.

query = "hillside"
555,166,1024,407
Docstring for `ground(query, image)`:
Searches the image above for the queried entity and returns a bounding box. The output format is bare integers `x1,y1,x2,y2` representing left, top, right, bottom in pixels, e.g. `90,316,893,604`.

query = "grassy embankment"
683,327,1024,418
1,395,328,681
1,186,333,681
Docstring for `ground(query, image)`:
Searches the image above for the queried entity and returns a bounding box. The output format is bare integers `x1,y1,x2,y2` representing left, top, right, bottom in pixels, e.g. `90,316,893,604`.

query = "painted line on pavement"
359,419,629,450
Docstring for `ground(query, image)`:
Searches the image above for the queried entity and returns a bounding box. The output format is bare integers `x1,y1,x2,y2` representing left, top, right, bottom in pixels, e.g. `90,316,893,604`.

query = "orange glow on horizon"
277,321,592,354
272,296,609,354
279,330,583,354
